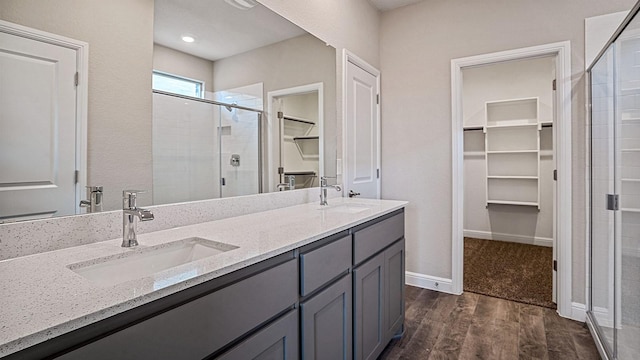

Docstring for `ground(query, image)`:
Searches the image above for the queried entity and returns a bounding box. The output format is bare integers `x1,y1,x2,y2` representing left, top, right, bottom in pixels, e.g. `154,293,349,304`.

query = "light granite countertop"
0,197,407,357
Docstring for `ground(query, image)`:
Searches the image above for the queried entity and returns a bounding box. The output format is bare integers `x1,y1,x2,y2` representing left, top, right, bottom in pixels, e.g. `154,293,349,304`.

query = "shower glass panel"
218,107,261,198
589,5,640,359
152,92,262,205
617,14,640,359
589,44,616,356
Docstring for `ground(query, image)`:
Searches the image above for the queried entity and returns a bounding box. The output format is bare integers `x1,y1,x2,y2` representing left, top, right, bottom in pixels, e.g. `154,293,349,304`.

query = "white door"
345,58,380,199
0,30,78,221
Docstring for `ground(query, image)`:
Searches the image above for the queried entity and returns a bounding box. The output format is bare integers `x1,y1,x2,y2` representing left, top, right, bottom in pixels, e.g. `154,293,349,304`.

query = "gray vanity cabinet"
384,238,405,341
352,211,405,360
12,209,405,360
56,258,298,360
216,309,299,360
299,232,352,360
300,275,352,360
353,252,385,360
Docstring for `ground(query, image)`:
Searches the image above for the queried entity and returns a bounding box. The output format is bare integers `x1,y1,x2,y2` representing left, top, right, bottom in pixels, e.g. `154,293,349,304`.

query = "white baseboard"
570,302,586,322
405,271,454,294
464,230,553,247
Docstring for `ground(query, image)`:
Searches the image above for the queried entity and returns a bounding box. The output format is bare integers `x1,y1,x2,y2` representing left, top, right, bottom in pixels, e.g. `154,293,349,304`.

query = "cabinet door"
384,239,405,341
353,252,385,360
300,275,352,360
216,309,299,360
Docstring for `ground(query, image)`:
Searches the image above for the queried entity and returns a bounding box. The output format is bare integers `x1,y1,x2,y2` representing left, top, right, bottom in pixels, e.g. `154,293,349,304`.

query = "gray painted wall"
0,0,155,210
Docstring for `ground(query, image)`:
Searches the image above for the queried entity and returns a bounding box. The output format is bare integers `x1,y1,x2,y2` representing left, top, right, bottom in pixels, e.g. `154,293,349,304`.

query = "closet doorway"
451,42,573,317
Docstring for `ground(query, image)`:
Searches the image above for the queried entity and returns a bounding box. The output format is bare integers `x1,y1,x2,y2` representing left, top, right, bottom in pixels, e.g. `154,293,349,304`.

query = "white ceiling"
154,0,306,61
369,0,426,11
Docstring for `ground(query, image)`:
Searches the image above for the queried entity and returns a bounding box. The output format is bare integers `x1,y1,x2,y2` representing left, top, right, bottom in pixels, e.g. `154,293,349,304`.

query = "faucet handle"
123,190,146,197
123,190,146,208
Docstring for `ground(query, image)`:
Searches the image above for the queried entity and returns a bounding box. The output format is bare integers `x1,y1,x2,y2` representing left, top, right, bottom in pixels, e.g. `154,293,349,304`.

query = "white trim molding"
571,302,587,322
405,271,454,294
463,230,553,247
342,49,381,198
451,41,573,317
0,19,88,215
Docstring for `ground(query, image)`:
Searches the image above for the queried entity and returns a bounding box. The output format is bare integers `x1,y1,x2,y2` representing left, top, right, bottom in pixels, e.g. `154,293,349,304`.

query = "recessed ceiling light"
181,35,195,43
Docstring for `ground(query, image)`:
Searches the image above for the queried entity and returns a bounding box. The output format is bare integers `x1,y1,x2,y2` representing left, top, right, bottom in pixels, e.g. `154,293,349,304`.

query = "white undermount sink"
319,203,371,214
68,237,238,287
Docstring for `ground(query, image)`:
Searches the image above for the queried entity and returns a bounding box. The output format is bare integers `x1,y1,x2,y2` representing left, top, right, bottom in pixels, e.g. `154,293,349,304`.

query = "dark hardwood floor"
380,286,600,360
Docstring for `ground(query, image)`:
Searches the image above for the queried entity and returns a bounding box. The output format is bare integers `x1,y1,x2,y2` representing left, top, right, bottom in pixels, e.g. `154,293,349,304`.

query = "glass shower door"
590,44,617,356
617,18,640,359
218,107,261,198
590,11,640,358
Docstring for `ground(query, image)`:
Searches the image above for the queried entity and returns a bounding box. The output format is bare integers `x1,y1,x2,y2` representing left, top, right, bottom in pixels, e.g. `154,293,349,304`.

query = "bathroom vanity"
0,198,406,360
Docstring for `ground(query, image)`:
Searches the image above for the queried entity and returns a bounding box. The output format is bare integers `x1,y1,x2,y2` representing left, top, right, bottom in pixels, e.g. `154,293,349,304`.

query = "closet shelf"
484,97,540,209
283,116,315,126
621,148,640,152
487,176,538,180
622,178,640,182
486,150,538,154
621,208,640,213
486,123,538,129
487,200,539,207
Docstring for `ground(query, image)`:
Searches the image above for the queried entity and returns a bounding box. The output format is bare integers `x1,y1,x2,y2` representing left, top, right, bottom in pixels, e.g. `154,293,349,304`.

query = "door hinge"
553,260,557,271
376,169,380,179
74,170,79,184
552,79,556,91
221,178,226,186
606,194,619,211
74,72,79,87
553,169,557,181
376,94,379,105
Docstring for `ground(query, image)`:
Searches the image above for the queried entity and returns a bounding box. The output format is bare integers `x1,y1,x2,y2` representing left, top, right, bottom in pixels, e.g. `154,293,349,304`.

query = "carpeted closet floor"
464,237,555,309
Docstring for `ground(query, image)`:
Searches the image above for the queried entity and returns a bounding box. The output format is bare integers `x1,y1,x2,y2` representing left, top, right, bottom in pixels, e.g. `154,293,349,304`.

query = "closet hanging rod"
284,116,315,125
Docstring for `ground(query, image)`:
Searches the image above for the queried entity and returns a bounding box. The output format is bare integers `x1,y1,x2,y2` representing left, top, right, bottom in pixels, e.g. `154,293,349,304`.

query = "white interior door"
0,30,78,221
345,58,380,199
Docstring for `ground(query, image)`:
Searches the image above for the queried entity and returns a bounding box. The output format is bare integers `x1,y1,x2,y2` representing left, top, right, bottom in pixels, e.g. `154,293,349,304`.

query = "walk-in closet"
462,56,557,309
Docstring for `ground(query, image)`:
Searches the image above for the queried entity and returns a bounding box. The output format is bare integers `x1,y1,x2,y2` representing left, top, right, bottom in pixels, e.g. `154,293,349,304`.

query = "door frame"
266,82,324,191
450,41,573,318
0,20,88,214
342,49,381,198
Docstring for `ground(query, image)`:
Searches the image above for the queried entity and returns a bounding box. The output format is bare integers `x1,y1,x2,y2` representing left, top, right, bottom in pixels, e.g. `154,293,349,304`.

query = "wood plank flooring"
380,286,600,360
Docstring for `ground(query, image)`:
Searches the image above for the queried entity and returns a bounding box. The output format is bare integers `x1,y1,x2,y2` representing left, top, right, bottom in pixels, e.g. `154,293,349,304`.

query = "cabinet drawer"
57,259,298,360
300,235,352,296
353,212,404,266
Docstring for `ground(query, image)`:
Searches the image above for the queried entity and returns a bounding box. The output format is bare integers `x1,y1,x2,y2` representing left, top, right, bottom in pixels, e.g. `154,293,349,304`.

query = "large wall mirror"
0,0,337,223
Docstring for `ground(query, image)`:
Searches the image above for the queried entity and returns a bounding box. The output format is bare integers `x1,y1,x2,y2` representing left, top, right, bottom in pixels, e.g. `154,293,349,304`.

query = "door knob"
348,190,361,198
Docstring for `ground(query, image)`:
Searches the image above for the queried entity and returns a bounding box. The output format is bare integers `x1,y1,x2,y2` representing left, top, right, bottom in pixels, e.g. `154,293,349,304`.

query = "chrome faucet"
320,176,342,206
122,190,154,248
79,186,103,213
276,175,296,191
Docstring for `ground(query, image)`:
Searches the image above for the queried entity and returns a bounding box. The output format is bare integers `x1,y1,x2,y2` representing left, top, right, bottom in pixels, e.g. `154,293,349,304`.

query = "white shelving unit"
484,97,541,208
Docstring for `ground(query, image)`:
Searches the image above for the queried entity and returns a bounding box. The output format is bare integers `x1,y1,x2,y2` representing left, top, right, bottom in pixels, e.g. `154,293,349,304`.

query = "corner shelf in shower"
484,97,541,209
